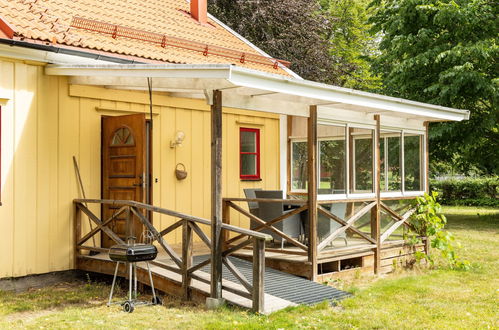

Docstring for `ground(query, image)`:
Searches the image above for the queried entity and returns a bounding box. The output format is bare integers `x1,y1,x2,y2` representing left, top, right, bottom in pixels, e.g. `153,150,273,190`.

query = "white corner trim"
279,115,287,193
207,13,303,80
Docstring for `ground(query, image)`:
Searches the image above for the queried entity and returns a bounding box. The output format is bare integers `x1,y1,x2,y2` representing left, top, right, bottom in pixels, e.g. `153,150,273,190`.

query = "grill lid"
109,244,158,262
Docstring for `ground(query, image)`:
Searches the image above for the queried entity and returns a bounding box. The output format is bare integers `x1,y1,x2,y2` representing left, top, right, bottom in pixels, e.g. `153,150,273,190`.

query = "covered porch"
46,63,469,296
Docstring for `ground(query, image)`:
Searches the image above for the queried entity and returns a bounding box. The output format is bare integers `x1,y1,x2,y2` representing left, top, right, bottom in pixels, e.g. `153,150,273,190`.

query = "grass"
0,206,497,329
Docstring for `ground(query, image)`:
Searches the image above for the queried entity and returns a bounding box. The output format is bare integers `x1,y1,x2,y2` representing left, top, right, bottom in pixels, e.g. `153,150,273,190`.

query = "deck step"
193,255,350,306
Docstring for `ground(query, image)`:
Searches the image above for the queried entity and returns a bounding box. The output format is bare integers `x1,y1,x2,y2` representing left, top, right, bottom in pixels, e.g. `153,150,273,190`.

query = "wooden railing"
223,198,377,250
317,199,417,246
222,196,420,276
73,199,271,313
223,198,309,257
316,200,377,251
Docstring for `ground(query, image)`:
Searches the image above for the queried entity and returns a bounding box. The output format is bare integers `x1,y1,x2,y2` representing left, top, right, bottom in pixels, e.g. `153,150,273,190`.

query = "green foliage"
431,176,499,206
209,0,339,83
369,0,499,175
320,139,346,190
209,0,379,89
319,0,381,90
410,192,470,270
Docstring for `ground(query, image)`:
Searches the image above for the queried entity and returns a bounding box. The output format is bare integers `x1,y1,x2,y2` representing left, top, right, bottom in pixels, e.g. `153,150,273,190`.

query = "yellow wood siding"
0,58,280,278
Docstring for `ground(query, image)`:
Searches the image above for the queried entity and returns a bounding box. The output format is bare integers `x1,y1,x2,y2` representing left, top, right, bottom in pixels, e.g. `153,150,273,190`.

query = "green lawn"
1,206,497,329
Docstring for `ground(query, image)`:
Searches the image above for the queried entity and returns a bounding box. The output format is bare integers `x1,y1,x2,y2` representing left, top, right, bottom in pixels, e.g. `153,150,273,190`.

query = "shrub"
409,192,470,270
430,177,498,207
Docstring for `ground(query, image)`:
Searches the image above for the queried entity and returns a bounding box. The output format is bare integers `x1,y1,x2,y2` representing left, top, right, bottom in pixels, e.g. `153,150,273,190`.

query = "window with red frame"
240,127,260,180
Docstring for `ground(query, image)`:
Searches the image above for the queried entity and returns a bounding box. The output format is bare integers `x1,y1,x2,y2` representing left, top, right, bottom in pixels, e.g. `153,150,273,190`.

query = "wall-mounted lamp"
170,131,185,148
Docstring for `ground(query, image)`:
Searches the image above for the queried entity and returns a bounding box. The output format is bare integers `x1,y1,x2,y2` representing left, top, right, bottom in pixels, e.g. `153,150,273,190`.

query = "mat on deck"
193,255,351,305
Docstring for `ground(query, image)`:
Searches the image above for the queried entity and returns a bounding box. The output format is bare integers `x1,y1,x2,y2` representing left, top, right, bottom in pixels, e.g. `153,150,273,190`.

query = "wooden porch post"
307,105,318,281
210,90,223,302
373,114,381,274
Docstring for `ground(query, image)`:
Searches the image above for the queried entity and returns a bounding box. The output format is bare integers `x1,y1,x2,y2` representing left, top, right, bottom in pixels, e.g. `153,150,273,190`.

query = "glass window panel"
241,130,256,153
111,127,134,146
387,135,401,191
291,141,308,190
404,134,422,191
319,125,346,194
352,128,373,193
241,154,257,176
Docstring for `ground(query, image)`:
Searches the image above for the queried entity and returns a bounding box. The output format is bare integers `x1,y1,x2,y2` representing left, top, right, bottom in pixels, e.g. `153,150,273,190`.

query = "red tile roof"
0,0,291,75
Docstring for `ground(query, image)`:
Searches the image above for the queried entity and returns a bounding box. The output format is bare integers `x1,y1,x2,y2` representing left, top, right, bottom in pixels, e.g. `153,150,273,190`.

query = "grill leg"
133,263,137,300
108,262,120,306
146,262,157,302
128,262,132,302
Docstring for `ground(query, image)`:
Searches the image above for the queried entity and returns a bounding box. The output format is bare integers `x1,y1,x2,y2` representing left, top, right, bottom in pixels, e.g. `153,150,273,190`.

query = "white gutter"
0,42,138,65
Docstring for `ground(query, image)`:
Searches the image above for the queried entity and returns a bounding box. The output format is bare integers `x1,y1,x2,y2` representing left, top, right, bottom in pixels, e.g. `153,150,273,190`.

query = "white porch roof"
45,64,469,123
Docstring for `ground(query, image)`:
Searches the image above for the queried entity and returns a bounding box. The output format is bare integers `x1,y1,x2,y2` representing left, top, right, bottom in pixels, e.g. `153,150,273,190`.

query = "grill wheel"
123,301,134,313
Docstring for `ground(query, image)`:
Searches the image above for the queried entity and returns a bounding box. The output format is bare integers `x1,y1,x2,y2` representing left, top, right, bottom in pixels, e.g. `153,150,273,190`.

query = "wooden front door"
102,114,146,248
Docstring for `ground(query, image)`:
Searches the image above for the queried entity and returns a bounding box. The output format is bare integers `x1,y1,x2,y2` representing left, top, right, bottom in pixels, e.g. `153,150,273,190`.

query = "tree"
319,0,380,90
209,0,341,84
369,0,498,175
209,0,379,89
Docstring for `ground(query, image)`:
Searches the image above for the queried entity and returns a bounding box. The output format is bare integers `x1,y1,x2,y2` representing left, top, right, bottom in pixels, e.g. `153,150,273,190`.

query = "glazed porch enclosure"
46,64,469,310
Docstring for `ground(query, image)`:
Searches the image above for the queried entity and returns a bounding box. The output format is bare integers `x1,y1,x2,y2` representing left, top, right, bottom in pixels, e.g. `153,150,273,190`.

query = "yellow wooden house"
0,0,469,313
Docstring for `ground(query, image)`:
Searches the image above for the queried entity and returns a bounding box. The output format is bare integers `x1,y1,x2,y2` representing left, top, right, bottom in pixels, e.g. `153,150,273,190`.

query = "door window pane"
111,127,134,146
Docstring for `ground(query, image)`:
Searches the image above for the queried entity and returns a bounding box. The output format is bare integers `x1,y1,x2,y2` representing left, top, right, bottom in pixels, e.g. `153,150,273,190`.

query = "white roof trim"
45,64,470,122
228,67,470,121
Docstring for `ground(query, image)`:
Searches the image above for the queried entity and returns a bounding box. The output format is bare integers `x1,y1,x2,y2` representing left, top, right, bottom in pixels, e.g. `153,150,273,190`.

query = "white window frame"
289,120,427,199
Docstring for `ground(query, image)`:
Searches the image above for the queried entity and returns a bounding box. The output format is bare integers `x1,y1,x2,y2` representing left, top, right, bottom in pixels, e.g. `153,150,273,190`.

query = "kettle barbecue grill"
107,242,161,312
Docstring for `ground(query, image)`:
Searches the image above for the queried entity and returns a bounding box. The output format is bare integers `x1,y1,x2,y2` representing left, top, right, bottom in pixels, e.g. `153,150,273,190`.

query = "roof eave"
45,63,470,122
228,66,470,122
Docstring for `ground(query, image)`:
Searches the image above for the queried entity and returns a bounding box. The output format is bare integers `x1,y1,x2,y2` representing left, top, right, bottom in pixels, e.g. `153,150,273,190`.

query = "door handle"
133,174,144,187
133,173,147,188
